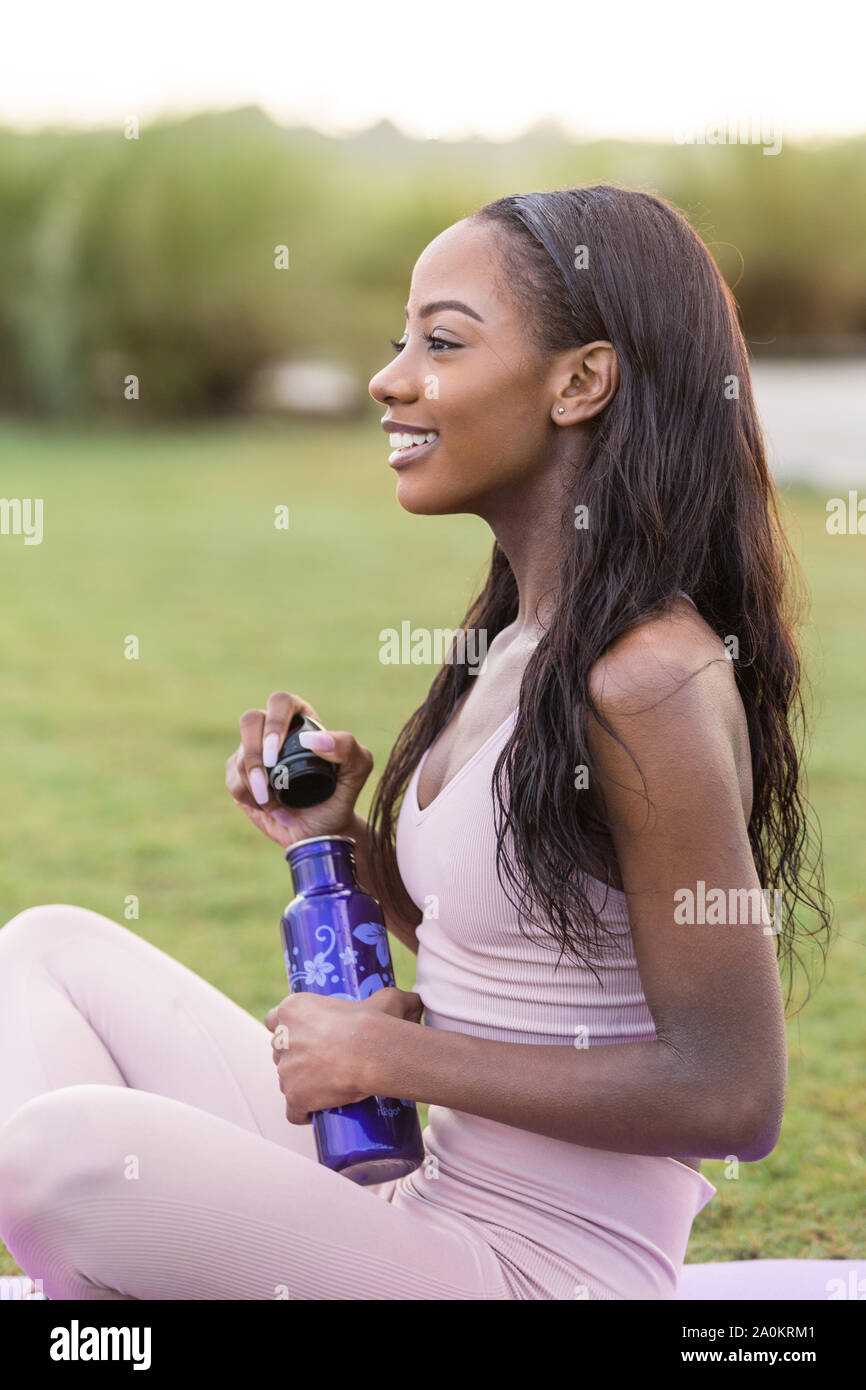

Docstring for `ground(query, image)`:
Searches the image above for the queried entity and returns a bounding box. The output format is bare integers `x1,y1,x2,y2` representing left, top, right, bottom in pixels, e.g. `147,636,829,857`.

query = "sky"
1,0,864,143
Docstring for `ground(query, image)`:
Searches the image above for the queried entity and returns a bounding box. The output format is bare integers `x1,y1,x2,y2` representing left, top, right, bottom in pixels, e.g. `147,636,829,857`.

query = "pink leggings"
0,904,512,1300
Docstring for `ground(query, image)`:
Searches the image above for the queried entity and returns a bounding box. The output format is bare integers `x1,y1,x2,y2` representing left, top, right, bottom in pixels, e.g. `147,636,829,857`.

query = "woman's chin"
394,483,469,517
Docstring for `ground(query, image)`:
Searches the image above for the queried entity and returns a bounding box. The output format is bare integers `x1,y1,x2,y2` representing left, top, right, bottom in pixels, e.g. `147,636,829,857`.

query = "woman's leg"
0,1083,510,1299
0,904,510,1298
0,902,315,1154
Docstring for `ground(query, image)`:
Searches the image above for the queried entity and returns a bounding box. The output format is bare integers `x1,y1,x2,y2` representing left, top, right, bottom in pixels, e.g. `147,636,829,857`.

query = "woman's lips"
388,435,439,468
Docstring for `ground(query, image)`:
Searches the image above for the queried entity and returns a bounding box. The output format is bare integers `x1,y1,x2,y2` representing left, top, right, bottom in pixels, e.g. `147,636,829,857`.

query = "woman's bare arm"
352,615,788,1160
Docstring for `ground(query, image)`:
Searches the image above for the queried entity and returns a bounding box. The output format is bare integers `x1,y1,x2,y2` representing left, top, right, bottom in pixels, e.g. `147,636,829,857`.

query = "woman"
0,185,832,1300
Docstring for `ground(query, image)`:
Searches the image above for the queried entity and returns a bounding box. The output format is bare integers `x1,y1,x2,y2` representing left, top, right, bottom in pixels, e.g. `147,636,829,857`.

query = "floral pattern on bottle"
287,921,394,997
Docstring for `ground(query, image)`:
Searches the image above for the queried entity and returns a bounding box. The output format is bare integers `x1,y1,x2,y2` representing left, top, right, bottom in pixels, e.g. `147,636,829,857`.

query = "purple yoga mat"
677,1259,864,1300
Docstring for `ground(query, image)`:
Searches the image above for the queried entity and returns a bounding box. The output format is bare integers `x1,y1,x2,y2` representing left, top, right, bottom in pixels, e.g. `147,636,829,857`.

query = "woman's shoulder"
588,593,735,720
585,594,753,823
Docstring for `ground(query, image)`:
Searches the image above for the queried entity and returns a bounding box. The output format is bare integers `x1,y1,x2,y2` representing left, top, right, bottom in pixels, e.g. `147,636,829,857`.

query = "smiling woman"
367,187,831,1008
358,184,833,1294
0,183,834,1304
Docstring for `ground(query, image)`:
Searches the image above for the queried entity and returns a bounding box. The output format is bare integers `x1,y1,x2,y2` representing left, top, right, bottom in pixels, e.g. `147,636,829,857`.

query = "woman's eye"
389,334,456,355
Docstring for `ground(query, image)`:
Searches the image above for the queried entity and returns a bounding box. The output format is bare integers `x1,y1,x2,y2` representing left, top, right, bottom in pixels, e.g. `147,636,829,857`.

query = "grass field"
0,418,863,1276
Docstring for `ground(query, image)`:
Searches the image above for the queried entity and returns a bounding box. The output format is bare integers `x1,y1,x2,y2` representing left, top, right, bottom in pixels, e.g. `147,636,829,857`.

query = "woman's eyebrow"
404,299,485,323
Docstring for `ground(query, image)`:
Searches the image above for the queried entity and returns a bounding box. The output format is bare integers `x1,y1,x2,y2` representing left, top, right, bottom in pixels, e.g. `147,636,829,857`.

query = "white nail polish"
298,731,335,751
250,768,269,805
262,734,280,768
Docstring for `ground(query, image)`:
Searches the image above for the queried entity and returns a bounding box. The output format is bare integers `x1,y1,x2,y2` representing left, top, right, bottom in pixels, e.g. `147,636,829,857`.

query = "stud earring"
557,407,565,414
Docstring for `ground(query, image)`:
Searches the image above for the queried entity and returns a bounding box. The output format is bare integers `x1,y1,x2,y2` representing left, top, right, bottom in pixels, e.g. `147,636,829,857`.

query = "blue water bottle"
280,834,426,1185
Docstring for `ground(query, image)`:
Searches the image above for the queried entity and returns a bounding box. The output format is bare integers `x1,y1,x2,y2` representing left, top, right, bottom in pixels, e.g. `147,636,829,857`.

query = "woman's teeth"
388,431,439,449
387,430,440,465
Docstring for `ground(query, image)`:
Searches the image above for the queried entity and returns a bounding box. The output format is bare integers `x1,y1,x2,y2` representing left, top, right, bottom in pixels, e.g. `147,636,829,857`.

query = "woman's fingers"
238,708,270,805
261,691,321,770
225,742,254,806
299,729,373,785
261,692,293,770
226,695,373,848
361,986,425,1023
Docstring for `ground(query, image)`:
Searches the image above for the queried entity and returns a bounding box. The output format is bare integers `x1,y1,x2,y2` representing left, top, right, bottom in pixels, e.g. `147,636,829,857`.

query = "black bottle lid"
267,713,340,808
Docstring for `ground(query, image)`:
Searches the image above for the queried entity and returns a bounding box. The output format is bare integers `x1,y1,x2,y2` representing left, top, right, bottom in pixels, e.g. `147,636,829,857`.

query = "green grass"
0,419,863,1274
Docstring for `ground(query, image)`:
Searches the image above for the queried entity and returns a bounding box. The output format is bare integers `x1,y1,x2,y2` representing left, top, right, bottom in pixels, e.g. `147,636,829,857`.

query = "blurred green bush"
1,109,864,419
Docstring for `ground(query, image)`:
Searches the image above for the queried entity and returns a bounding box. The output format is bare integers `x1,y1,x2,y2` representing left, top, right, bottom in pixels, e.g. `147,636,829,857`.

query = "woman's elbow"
737,1099,785,1161
699,1075,785,1162
715,1089,785,1162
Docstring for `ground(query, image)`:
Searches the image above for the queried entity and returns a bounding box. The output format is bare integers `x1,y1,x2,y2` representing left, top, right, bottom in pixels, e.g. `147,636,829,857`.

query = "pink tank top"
397,592,700,1045
396,589,701,1051
389,594,716,1299
396,708,657,1048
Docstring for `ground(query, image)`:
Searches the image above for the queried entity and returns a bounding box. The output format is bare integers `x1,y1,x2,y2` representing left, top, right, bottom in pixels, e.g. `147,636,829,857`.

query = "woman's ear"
552,340,620,424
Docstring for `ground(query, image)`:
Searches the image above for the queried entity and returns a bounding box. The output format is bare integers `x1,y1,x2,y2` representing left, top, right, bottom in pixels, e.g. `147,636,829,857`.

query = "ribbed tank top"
396,591,700,1048
397,707,653,1047
389,595,716,1299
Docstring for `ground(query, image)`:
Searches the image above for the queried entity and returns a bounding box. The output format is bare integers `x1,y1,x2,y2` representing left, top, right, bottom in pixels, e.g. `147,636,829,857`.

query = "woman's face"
368,218,561,518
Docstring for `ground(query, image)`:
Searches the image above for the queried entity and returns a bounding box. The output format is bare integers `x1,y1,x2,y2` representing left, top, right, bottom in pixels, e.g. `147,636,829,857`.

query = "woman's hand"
225,690,374,849
264,987,424,1123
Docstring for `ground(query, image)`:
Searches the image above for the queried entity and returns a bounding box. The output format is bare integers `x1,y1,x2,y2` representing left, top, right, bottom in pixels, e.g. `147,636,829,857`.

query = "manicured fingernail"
262,734,280,768
297,731,335,751
272,808,295,826
250,768,269,804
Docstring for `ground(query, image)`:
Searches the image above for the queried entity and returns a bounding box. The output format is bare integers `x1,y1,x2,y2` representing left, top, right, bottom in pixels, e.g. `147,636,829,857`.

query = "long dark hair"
366,183,832,1014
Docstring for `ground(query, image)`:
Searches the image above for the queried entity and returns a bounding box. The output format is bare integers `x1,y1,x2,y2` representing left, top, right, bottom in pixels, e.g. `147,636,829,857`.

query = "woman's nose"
369,361,411,404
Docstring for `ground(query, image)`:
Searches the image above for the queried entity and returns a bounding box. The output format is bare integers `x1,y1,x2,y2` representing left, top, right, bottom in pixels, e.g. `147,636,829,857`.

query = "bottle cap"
268,713,340,808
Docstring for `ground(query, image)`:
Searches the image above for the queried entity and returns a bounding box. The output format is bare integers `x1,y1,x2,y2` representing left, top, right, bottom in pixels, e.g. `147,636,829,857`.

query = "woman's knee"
0,1084,127,1229
0,903,121,955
